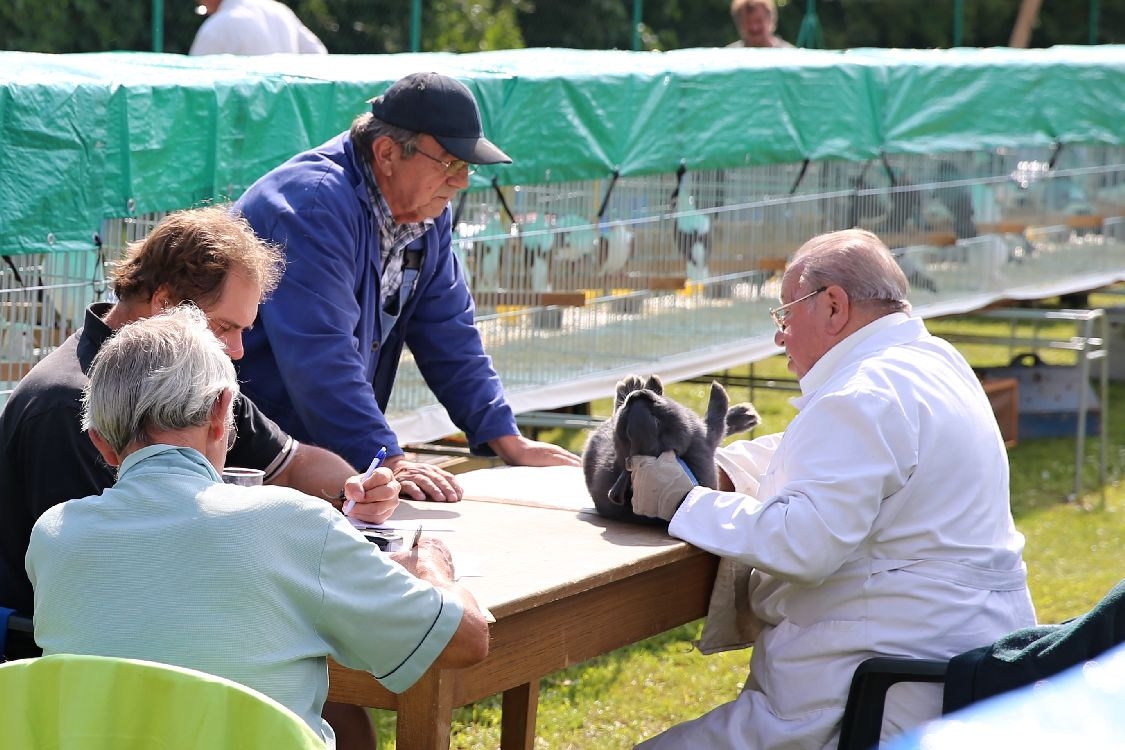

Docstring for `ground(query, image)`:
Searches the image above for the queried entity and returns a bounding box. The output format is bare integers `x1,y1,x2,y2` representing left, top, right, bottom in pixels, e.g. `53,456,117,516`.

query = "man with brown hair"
728,0,793,48
0,206,397,745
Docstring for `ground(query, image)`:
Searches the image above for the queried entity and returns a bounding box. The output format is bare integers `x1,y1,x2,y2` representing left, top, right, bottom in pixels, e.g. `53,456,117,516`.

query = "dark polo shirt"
0,303,295,618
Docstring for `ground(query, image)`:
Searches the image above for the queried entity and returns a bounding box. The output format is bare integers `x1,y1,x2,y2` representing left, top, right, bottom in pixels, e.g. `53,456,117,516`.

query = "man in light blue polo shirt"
26,306,489,748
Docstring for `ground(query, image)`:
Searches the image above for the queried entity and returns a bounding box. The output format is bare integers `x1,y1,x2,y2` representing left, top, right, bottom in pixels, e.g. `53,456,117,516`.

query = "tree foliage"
0,0,198,53
517,0,632,49
427,0,526,52
296,0,526,54
1,0,1122,55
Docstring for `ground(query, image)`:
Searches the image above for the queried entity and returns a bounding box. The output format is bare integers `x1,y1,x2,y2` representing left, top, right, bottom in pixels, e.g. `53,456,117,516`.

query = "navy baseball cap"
368,72,512,165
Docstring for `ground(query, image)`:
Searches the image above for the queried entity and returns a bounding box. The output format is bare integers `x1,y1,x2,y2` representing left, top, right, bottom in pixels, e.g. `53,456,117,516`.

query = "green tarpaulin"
2,45,1124,255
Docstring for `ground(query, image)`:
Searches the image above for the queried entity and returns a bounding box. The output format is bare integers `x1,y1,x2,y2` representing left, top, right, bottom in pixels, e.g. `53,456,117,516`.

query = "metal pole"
1097,311,1109,510
410,0,422,52
796,0,823,49
152,0,164,52
953,0,963,47
632,0,643,51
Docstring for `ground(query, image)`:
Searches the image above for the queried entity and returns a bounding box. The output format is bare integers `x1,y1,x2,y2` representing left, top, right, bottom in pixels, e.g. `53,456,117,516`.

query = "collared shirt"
663,313,1034,748
189,0,327,55
791,311,908,404
0,303,295,615
28,444,463,746
359,157,430,310
235,132,520,468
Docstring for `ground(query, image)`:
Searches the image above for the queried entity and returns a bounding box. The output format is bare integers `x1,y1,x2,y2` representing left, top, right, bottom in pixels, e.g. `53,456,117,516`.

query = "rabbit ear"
644,375,664,395
606,470,632,506
614,375,646,411
704,382,731,446
622,395,663,457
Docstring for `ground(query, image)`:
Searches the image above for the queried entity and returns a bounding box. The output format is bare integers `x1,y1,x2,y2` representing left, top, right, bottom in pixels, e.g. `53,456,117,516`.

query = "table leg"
397,670,454,750
500,680,540,750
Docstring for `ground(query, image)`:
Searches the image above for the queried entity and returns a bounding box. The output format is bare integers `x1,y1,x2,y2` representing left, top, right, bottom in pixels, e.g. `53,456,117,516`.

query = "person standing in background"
727,0,793,48
190,0,327,55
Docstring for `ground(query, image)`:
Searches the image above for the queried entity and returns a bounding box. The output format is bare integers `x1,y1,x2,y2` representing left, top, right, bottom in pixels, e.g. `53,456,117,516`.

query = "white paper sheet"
453,465,596,512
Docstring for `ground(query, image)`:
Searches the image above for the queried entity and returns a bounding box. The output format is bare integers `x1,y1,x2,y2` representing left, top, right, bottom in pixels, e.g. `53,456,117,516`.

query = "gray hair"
789,229,912,314
82,305,239,455
349,112,421,160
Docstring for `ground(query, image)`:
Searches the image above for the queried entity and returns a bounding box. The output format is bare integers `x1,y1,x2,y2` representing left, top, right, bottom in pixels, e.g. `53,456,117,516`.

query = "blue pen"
343,446,388,516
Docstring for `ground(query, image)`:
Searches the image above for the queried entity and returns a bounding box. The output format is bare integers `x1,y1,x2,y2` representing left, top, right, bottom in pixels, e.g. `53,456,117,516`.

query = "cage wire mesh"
3,147,1125,434
390,145,1125,423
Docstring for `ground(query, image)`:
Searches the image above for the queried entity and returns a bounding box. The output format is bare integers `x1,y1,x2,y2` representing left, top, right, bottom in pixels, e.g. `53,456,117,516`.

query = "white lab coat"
639,314,1036,750
190,0,327,56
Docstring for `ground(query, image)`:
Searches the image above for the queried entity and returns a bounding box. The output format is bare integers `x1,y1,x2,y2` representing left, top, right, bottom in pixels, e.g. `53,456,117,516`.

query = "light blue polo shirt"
27,444,464,746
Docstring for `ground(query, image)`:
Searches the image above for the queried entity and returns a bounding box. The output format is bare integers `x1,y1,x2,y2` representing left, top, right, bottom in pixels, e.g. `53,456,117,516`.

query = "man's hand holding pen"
340,466,400,524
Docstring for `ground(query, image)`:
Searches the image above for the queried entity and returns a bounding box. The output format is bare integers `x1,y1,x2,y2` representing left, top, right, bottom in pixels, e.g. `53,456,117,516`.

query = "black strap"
403,247,423,271
1047,140,1064,170
0,606,14,659
490,176,516,225
668,161,688,209
451,192,469,229
880,151,898,188
788,158,811,195
596,169,622,220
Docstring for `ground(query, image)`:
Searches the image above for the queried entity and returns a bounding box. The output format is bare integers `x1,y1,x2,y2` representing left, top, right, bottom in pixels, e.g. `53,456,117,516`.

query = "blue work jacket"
234,132,517,468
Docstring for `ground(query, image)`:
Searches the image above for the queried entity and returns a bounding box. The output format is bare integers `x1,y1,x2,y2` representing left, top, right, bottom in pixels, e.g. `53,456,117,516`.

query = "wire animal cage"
4,146,1125,435
385,145,1125,435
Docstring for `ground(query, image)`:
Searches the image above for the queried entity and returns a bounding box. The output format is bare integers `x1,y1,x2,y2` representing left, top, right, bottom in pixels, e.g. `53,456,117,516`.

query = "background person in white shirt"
190,0,327,56
628,228,1036,749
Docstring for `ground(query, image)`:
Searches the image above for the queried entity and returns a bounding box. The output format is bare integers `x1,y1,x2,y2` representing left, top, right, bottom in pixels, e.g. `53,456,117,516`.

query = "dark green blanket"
944,578,1125,713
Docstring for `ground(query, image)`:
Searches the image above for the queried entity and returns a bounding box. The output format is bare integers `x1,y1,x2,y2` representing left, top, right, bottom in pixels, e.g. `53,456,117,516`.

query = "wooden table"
326,472,718,749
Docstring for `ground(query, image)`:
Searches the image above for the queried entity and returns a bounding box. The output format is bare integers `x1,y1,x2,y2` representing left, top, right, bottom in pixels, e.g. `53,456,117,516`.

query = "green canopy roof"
2,45,1124,255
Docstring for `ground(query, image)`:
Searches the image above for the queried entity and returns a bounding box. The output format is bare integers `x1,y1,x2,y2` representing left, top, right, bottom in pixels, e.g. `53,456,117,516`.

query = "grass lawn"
374,295,1125,749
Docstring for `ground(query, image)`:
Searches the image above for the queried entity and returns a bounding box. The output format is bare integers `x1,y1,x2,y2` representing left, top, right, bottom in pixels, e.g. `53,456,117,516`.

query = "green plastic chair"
0,653,326,749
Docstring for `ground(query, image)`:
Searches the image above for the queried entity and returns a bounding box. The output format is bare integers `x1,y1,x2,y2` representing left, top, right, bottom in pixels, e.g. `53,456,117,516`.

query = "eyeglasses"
769,286,827,332
413,148,474,177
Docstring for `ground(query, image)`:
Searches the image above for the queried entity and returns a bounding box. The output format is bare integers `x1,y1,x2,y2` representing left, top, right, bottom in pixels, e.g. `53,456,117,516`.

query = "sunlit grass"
374,295,1125,748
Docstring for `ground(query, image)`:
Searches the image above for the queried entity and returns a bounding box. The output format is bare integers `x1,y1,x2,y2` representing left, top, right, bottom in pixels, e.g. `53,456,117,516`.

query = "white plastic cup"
221,467,265,486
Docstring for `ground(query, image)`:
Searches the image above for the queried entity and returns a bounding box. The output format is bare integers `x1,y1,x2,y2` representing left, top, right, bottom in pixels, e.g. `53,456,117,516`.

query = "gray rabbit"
584,375,760,522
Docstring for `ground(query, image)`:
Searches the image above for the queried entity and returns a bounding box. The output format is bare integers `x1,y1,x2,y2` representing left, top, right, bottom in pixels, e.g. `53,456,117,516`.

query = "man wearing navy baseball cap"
369,72,511,166
237,70,576,497
234,67,579,525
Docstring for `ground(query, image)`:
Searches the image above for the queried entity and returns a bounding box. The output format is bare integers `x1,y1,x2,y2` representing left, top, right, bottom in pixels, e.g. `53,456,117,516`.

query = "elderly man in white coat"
627,228,1036,749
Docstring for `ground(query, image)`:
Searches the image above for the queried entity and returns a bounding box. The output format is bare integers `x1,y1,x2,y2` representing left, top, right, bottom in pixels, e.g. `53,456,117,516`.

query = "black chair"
1,611,36,662
837,656,947,750
837,577,1125,750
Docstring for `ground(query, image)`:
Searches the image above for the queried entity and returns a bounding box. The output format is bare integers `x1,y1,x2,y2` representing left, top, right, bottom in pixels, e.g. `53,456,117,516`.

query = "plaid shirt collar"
360,157,430,303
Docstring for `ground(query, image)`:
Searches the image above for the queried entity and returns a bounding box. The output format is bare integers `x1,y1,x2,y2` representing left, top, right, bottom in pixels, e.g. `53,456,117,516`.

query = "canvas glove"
625,451,698,521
